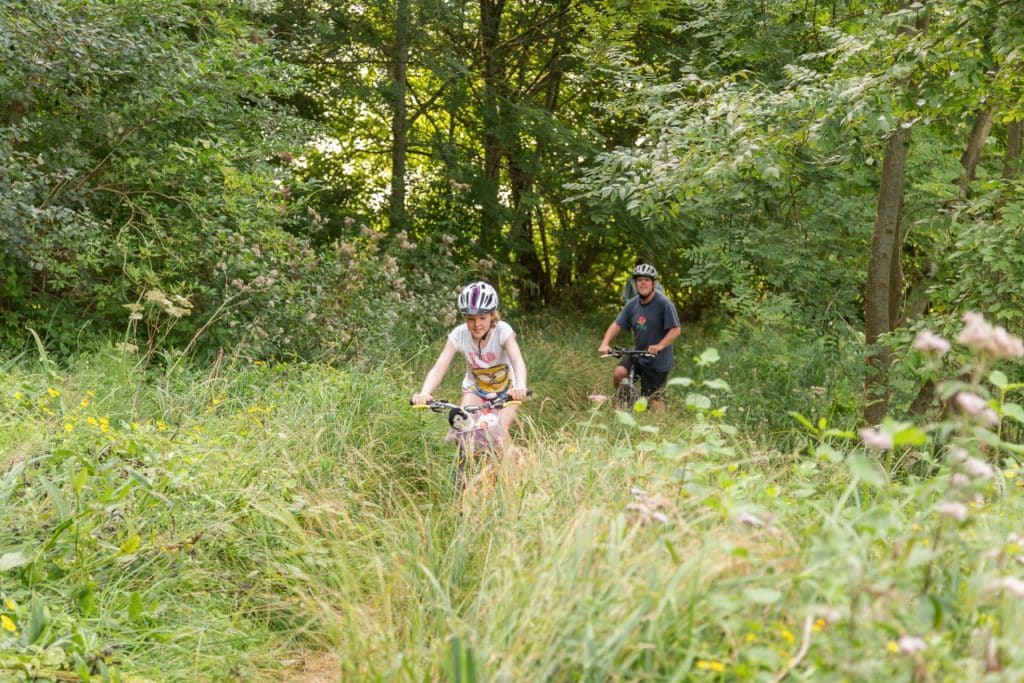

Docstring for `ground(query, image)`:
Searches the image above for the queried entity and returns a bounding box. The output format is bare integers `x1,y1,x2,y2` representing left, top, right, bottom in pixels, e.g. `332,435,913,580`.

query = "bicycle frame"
601,347,655,411
412,394,522,490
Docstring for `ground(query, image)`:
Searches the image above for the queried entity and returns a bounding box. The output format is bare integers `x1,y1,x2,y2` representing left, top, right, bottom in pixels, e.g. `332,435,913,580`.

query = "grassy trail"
3,320,1024,680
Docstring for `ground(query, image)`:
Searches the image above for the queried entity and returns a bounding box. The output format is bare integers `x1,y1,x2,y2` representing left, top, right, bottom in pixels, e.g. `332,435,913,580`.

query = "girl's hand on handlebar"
411,393,432,406
509,387,529,401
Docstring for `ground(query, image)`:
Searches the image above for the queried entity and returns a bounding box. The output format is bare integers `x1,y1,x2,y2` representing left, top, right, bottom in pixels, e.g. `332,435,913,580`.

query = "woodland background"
3,0,1022,420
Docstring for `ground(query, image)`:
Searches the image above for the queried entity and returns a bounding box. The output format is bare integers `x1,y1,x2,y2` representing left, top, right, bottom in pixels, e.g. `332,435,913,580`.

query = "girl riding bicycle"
411,281,529,452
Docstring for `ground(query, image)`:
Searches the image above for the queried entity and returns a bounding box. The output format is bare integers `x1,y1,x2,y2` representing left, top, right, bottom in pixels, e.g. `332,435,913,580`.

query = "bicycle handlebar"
602,346,655,359
410,390,532,413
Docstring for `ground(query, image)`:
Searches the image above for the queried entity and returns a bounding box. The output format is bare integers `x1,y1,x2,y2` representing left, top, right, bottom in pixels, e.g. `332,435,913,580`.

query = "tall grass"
3,319,1024,681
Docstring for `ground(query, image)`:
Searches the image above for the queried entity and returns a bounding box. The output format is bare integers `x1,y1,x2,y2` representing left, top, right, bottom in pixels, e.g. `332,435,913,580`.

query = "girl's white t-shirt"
448,320,517,395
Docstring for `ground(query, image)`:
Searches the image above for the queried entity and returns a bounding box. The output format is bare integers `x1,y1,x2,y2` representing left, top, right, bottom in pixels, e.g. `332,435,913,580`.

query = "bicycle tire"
615,379,639,411
452,425,502,493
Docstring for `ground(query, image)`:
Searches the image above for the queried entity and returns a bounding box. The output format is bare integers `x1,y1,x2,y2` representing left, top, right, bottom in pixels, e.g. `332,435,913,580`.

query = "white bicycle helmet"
457,281,499,314
632,263,659,280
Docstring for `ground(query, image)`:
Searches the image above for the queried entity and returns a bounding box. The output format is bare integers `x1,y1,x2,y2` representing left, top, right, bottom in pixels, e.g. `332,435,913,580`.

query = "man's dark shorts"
619,355,669,400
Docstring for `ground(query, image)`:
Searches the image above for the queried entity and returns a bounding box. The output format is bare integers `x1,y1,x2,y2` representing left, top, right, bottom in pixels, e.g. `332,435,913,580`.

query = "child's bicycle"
601,347,655,411
411,392,529,491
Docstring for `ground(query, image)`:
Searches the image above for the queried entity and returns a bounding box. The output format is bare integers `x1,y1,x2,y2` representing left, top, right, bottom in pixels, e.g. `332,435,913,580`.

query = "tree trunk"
507,160,548,310
506,0,571,309
863,126,909,425
479,0,506,254
957,108,994,195
1003,120,1022,181
387,0,411,236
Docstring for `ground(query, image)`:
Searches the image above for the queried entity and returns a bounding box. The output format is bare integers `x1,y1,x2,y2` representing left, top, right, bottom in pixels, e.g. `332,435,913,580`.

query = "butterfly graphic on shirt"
471,365,510,393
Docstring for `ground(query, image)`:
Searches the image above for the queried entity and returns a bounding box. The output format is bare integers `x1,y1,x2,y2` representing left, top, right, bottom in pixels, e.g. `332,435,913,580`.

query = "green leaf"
696,348,720,366
27,595,49,645
744,587,781,604
128,591,144,621
892,424,928,447
686,393,712,410
815,443,843,463
667,376,693,387
702,378,731,392
0,551,30,572
664,539,681,564
1002,403,1024,423
848,454,885,488
75,581,95,616
614,410,637,427
788,411,816,432
72,467,88,496
120,534,141,555
125,467,152,488
990,370,1009,390
38,476,69,522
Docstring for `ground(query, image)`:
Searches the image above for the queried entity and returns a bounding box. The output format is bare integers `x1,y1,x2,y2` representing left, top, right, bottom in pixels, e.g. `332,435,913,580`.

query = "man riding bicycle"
598,263,681,411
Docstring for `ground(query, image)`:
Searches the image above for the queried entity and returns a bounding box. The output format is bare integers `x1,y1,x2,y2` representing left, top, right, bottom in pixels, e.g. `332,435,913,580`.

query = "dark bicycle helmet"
631,263,659,280
457,281,499,314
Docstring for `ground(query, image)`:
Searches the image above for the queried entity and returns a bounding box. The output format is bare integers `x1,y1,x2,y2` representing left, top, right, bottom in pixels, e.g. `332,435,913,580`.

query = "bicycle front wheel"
615,379,638,411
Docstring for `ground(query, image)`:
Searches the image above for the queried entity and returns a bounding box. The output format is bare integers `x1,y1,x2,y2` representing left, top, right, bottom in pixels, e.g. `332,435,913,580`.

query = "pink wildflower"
963,458,994,479
859,428,893,451
955,392,988,416
912,330,950,355
988,576,1024,598
937,501,968,522
958,312,1024,359
897,635,927,656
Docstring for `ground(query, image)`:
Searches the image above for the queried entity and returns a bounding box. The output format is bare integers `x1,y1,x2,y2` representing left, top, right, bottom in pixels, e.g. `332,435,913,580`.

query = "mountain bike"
411,393,528,491
601,347,655,411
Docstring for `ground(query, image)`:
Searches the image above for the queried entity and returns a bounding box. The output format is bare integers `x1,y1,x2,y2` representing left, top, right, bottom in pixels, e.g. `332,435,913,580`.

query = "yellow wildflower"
886,641,899,653
1005,470,1017,479
99,417,110,433
48,387,60,398
695,660,725,672
64,424,74,432
14,392,22,400
87,416,98,426
156,421,167,431
745,633,757,643
4,599,15,610
813,618,826,632
86,390,95,397
79,399,89,408
779,628,795,644
1,615,15,632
